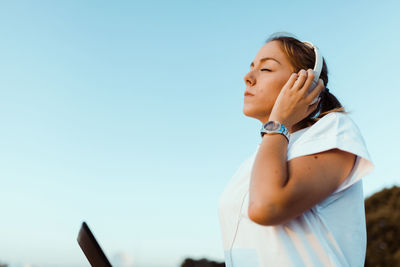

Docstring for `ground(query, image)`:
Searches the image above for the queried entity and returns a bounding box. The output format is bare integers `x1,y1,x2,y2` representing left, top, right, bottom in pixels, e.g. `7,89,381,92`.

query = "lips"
244,91,255,96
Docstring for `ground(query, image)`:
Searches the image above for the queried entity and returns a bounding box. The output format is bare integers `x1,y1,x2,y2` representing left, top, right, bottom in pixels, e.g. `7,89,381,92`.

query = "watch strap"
260,121,290,141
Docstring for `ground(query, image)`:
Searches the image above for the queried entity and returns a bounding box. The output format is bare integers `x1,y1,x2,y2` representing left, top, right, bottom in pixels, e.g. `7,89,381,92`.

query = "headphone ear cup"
308,80,320,104
310,99,322,119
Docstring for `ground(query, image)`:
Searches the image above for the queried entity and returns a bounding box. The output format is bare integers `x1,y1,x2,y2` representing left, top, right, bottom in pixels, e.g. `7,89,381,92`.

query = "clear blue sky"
0,1,399,266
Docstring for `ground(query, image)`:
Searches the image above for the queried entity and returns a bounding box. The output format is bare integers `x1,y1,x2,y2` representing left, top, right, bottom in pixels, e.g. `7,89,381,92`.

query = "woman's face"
243,40,295,124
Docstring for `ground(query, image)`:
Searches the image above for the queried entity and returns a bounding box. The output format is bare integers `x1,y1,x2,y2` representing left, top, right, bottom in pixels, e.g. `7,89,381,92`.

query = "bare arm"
248,133,356,226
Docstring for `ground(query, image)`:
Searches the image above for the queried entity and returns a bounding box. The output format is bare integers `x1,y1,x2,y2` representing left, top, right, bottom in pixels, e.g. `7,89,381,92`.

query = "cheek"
257,87,279,105
258,77,283,96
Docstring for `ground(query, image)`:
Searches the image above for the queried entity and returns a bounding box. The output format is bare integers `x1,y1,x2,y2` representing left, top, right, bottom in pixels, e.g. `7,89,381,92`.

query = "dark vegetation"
365,185,400,266
180,258,225,267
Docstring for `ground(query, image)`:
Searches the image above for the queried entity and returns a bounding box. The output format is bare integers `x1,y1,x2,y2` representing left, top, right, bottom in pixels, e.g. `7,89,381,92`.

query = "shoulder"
289,111,357,173
288,112,368,161
302,111,358,139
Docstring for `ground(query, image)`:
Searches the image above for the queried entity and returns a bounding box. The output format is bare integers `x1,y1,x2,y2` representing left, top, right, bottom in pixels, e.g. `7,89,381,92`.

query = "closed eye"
261,69,271,72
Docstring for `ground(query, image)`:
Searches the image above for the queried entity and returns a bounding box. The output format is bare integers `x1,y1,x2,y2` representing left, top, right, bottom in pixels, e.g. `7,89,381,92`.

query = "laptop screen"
77,221,112,267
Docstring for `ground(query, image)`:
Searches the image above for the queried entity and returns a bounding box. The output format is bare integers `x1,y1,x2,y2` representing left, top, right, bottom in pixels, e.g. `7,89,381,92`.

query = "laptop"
77,221,112,267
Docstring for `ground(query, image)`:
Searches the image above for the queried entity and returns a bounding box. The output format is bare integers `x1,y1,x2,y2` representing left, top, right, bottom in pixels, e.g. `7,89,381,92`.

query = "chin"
243,106,269,122
242,106,259,119
242,106,253,117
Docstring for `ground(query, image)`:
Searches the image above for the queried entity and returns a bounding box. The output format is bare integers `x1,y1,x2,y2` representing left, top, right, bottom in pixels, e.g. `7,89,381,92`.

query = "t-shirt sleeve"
287,112,375,194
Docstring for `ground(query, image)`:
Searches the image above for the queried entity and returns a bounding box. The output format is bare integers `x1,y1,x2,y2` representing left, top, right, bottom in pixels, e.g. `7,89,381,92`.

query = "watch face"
264,121,281,131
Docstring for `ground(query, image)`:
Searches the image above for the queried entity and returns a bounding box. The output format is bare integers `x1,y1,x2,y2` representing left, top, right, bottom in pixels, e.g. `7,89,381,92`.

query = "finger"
292,69,308,90
283,73,299,91
306,79,325,103
299,69,315,94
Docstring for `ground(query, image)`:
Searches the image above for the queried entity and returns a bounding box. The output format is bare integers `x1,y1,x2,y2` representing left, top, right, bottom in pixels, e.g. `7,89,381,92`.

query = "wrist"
261,132,289,143
268,116,292,130
260,120,290,142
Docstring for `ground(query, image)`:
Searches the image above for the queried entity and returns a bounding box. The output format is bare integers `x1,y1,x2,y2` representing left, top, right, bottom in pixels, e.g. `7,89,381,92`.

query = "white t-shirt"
217,112,374,267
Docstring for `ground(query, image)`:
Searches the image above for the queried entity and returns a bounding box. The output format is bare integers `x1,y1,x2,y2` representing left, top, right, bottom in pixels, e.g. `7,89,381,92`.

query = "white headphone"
228,190,249,267
302,41,324,106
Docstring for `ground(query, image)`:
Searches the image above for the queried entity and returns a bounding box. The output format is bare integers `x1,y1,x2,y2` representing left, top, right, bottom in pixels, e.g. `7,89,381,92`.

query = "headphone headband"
302,40,324,110
302,41,323,78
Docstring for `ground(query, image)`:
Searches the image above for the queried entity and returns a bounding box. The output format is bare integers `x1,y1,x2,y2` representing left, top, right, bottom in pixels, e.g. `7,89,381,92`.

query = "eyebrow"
250,57,281,68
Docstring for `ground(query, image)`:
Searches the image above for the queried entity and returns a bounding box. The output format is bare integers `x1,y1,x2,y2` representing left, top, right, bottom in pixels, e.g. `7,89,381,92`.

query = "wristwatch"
260,120,290,141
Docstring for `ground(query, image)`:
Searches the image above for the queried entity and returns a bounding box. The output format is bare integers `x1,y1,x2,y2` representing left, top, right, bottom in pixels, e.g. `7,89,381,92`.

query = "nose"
243,71,255,86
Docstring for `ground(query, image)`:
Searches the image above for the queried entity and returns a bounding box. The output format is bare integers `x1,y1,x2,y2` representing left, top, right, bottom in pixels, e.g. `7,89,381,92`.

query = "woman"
217,33,375,267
